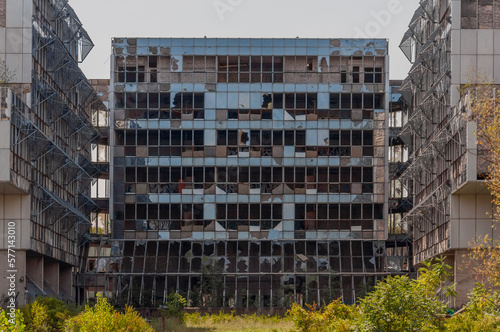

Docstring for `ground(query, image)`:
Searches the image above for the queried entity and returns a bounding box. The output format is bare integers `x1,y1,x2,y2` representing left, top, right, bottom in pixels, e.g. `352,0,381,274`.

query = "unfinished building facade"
398,0,500,306
77,79,112,303
95,37,409,308
0,0,105,305
387,80,412,274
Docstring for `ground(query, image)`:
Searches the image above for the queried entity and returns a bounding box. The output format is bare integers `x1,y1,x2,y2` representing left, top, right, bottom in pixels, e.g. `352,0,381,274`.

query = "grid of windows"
118,166,375,195
113,54,386,85
103,239,386,306
105,38,389,307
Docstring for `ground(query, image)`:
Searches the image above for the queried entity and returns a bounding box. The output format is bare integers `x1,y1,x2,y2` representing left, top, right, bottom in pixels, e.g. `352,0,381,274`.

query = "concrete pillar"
60,265,72,299
26,255,43,289
44,260,59,295
453,249,479,308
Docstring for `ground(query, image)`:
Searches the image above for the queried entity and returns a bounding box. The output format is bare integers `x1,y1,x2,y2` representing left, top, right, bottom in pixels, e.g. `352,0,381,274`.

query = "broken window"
352,94,362,109
306,57,315,71
352,66,360,83
283,131,294,145
374,94,384,109
262,56,273,82
218,56,228,82
330,94,340,109
240,56,250,82
274,56,283,82
110,41,390,307
217,56,284,83
285,94,295,109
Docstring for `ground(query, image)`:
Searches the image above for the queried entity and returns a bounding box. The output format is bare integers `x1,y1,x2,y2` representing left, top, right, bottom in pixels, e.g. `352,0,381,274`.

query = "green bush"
356,258,454,332
446,285,500,331
357,275,447,332
21,297,79,331
24,299,49,331
285,258,456,332
63,293,153,332
0,308,25,331
287,300,357,332
210,311,235,324
162,292,187,323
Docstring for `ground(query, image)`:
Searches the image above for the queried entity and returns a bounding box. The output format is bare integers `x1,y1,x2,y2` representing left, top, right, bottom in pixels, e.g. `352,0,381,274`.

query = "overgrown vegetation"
0,308,25,332
462,77,500,220
162,292,188,323
184,312,293,332
446,76,500,331
0,294,152,332
63,293,153,332
357,262,451,331
20,297,80,331
288,300,357,332
286,258,456,332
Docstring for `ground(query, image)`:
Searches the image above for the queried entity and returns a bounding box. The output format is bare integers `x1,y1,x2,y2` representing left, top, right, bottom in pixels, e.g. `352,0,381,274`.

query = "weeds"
183,312,293,332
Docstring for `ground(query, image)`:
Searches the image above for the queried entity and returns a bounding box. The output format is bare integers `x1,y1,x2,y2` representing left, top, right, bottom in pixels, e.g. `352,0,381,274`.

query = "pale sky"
69,0,420,80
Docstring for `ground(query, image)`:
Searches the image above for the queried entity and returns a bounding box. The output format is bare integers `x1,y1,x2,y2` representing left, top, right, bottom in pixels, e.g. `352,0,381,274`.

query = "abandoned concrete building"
398,0,500,306
72,37,415,308
387,80,412,273
76,78,111,303
0,0,105,305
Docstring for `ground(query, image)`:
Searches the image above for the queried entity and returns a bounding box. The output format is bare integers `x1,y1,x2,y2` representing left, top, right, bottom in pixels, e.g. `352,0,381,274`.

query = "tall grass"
150,316,210,332
183,312,293,332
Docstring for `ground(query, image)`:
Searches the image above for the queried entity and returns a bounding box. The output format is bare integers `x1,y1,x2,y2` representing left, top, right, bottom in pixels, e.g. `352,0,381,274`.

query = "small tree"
462,77,500,220
356,257,455,332
23,300,49,332
199,258,225,307
162,292,187,323
63,293,153,332
462,76,500,311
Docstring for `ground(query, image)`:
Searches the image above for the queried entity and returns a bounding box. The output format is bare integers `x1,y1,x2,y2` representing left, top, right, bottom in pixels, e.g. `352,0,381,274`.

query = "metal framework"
396,0,471,264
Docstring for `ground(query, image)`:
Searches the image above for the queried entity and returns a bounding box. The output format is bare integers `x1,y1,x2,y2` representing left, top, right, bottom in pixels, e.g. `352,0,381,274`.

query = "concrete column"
26,254,43,289
44,260,59,295
60,265,72,299
453,249,479,308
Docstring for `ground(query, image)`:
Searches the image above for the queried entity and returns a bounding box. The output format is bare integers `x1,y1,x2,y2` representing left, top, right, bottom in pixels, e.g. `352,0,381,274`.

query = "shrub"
21,297,79,331
287,258,455,332
63,293,153,332
210,311,235,324
0,308,25,332
162,292,187,323
356,258,454,332
446,285,500,331
287,300,357,332
24,300,49,331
